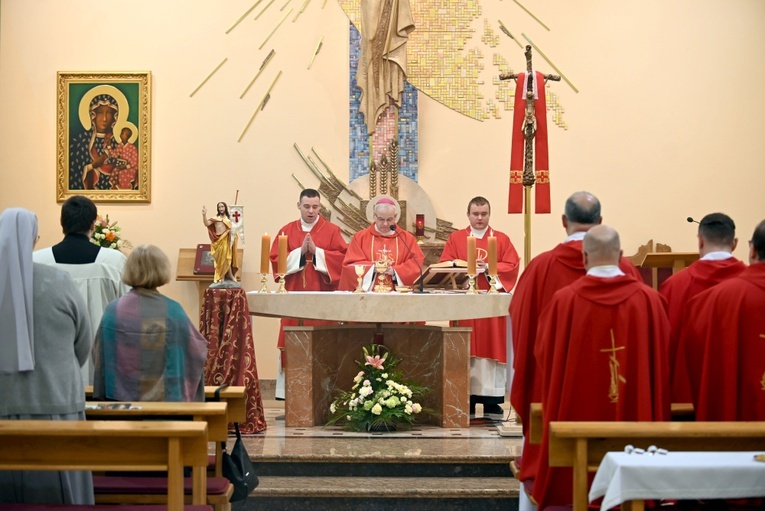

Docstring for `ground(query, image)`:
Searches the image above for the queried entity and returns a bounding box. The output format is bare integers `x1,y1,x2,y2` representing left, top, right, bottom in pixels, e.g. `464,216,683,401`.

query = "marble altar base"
285,324,471,429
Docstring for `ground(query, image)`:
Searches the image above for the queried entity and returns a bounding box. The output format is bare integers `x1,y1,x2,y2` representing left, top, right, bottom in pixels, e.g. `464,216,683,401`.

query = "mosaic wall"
348,24,418,182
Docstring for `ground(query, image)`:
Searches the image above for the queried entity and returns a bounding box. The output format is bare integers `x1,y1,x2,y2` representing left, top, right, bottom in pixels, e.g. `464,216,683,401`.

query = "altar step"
241,456,519,511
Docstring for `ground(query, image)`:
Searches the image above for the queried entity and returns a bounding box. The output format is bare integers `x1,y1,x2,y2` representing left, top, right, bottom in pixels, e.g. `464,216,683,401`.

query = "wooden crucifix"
500,45,560,266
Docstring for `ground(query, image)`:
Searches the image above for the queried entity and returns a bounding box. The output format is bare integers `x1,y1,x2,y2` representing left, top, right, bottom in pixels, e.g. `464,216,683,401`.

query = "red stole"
508,71,550,214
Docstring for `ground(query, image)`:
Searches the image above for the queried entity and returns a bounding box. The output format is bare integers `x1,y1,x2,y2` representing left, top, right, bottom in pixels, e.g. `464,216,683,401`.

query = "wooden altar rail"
548,421,765,511
0,420,209,511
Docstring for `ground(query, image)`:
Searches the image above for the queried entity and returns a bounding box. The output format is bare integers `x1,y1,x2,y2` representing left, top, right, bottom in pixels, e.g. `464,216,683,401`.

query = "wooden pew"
85,401,233,510
0,420,209,511
528,402,697,447
84,385,248,426
548,421,765,511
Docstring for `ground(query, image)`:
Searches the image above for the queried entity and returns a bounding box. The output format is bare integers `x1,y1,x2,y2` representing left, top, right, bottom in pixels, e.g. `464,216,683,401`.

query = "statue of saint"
202,202,240,288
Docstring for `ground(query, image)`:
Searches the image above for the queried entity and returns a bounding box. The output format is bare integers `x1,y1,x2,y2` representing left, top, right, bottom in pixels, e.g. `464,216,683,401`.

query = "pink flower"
365,355,385,370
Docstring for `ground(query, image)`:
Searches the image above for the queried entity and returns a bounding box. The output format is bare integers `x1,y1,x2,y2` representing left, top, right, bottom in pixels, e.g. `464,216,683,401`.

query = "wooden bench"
85,401,233,510
84,385,248,427
528,402,697,447
0,419,209,511
548,421,765,511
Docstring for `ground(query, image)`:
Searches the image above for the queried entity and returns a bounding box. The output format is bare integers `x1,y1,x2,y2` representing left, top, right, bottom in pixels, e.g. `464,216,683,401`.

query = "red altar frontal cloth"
200,287,267,433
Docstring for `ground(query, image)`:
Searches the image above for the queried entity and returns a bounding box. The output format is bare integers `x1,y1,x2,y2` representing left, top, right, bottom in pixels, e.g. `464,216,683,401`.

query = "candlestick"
277,274,288,293
260,233,271,274
258,273,270,293
487,236,497,276
467,236,477,275
467,273,478,295
278,233,288,275
487,275,499,294
415,214,425,243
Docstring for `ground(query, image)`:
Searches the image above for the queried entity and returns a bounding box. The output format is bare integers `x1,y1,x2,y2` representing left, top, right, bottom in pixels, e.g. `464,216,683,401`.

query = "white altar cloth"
590,451,765,510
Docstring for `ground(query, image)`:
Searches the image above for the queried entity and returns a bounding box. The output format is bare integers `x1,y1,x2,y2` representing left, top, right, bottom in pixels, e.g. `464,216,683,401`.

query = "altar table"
589,451,765,511
247,291,513,428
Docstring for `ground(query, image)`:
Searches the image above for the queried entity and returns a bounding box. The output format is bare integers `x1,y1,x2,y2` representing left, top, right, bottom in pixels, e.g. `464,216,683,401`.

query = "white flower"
359,386,373,397
381,373,388,378
405,404,413,415
412,403,422,413
363,380,371,386
110,243,117,249
330,403,336,413
401,396,407,403
102,228,111,235
371,403,383,415
346,415,351,421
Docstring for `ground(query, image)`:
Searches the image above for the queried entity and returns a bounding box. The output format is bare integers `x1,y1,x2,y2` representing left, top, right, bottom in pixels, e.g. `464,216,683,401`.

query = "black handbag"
210,385,259,502
222,422,259,502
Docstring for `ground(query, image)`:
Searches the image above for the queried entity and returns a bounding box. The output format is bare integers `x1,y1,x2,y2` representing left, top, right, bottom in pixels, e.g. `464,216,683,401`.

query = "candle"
260,233,271,274
415,214,425,237
278,233,288,274
467,236,477,275
488,236,497,275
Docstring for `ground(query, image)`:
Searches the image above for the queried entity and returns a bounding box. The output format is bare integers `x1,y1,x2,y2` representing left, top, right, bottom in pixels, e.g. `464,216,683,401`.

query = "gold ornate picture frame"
56,71,151,203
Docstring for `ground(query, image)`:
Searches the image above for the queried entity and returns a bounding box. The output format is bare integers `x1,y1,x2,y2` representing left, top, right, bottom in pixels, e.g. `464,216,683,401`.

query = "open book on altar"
428,259,468,268
414,261,474,289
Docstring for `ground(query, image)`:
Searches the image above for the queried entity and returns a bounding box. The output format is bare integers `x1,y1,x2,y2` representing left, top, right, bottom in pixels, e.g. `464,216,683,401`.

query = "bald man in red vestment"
532,225,671,510
440,196,519,418
270,189,348,398
509,192,641,499
339,196,424,292
660,212,745,404
681,219,765,421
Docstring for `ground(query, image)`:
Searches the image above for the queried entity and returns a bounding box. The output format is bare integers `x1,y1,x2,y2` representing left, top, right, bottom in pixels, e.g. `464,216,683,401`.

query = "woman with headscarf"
0,208,94,505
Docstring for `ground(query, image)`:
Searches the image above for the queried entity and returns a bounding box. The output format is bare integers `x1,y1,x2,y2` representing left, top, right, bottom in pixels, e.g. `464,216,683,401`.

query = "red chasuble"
532,274,671,509
681,264,765,421
269,216,348,361
659,257,746,403
509,240,642,483
439,227,519,363
339,224,425,291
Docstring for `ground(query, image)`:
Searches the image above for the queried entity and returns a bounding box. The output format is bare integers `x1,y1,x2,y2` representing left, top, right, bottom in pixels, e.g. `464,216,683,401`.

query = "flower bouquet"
325,344,429,432
91,214,132,250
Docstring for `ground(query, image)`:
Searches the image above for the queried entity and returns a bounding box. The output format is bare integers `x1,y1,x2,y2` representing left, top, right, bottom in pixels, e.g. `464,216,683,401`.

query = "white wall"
2,0,764,379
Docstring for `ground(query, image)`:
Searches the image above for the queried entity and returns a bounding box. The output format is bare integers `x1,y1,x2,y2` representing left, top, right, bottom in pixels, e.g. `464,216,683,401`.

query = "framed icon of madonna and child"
56,71,151,203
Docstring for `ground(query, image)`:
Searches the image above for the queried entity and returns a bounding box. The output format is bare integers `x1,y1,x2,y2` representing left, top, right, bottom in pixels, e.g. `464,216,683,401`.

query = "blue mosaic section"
349,23,418,183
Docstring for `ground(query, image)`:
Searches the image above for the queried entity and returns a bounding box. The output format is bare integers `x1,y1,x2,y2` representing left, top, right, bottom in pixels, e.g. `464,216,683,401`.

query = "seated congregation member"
659,212,745,404
33,195,129,385
532,225,671,510
440,196,519,419
681,219,765,421
270,188,347,399
92,244,207,402
339,195,425,292
0,208,94,505
510,191,641,500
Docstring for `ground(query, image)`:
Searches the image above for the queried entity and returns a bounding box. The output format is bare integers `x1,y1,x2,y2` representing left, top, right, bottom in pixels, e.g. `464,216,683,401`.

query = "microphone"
390,224,427,293
687,217,700,224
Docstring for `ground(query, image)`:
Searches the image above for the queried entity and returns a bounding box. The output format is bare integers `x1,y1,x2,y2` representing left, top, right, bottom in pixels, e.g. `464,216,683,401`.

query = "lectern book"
414,262,470,289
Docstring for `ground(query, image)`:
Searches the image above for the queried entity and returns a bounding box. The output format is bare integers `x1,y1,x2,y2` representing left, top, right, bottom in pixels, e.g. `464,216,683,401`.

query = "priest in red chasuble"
510,192,641,489
660,212,745,404
680,219,765,421
532,225,670,510
339,195,424,292
270,189,348,398
440,196,519,418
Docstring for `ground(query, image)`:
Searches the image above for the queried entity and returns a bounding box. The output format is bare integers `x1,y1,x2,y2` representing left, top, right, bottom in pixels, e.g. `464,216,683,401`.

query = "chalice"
373,258,392,293
354,264,366,293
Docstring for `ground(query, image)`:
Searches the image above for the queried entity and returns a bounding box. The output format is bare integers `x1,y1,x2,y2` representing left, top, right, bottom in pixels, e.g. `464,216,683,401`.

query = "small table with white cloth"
589,451,765,511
